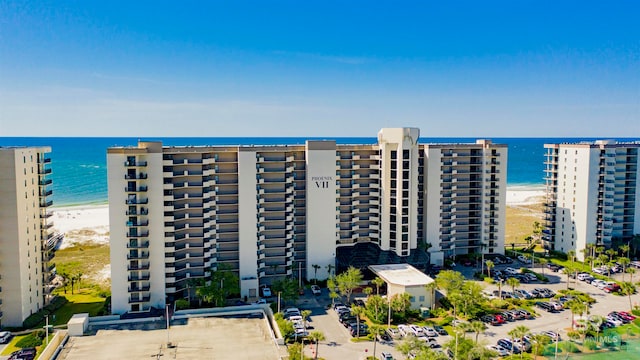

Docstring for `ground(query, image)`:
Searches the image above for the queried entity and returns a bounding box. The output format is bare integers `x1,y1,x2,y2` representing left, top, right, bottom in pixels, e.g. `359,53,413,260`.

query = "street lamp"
387,295,391,329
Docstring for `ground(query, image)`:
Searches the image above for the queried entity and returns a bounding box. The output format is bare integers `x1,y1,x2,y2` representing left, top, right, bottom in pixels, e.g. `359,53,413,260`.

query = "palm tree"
539,258,548,277
606,248,617,263
568,300,588,329
507,277,520,294
372,277,385,295
485,260,494,278
619,257,631,281
529,333,550,357
620,282,637,312
350,305,365,338
312,264,321,283
508,325,530,359
589,315,606,345
307,331,325,360
425,281,438,310
369,324,386,359
325,264,334,277
620,244,631,259
627,267,636,284
364,287,373,297
468,320,486,344
568,250,576,265
564,264,576,290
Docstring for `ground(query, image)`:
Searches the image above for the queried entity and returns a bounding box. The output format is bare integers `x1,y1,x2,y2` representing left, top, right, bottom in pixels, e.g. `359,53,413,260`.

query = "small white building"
369,264,435,310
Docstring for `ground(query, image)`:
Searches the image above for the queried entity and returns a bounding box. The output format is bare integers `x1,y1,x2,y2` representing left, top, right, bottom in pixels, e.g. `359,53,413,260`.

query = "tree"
307,331,325,360
425,281,438,310
620,244,631,259
468,320,486,344
506,277,520,294
350,305,365,338
435,270,465,294
327,277,337,306
363,287,373,297
372,277,385,296
196,266,240,307
365,295,387,324
564,264,577,290
369,324,386,359
335,266,363,304
301,310,312,333
272,278,300,305
312,264,321,283
391,292,412,319
538,258,548,277
529,333,550,357
606,248,617,263
627,267,636,284
397,335,429,358
589,315,606,345
620,282,637,312
325,264,334,277
568,250,576,265
619,257,631,281
508,325,530,359
485,260,494,278
567,299,588,329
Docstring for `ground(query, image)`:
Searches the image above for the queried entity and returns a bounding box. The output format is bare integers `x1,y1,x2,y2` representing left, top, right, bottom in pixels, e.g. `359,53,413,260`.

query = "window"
410,296,415,302
391,151,397,160
403,150,410,159
419,296,425,302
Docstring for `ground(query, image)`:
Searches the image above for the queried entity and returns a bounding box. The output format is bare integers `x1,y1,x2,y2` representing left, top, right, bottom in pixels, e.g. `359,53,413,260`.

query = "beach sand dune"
52,205,109,249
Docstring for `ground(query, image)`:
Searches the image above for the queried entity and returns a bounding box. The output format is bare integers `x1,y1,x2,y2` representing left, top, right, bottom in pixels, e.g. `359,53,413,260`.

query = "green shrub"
632,309,640,317
584,339,598,351
484,277,494,284
560,341,580,353
175,299,190,310
15,332,44,348
439,316,454,326
431,308,447,318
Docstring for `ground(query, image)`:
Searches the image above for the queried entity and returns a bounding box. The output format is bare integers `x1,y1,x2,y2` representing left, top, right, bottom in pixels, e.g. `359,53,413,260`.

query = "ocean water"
1,137,636,207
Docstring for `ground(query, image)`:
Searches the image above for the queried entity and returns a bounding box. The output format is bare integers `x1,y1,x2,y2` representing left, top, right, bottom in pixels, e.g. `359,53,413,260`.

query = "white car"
504,267,519,275
548,302,563,311
409,325,425,337
397,324,411,337
261,286,272,297
518,255,532,264
254,298,267,304
541,330,561,340
310,285,321,295
487,344,509,356
422,326,438,337
606,316,623,326
591,279,606,288
0,331,11,344
592,267,607,275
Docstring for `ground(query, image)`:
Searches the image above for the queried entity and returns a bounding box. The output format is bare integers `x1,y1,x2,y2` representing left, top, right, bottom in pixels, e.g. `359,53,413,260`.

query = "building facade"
543,140,640,261
107,128,507,314
0,147,55,327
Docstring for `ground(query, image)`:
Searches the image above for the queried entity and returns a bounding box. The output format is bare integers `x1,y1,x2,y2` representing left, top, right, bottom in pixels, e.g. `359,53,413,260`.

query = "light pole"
554,329,559,360
387,295,391,329
277,291,282,313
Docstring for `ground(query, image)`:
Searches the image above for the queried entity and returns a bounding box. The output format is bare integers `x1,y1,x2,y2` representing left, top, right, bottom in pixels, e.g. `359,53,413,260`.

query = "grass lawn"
505,202,544,244
1,335,29,355
44,289,106,327
54,243,110,288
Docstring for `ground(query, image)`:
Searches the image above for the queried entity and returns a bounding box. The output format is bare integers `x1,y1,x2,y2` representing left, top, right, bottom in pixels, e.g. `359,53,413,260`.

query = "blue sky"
1,1,638,137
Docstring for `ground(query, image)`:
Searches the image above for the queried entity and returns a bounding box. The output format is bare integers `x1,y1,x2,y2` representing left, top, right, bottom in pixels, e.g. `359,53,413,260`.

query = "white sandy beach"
506,187,546,206
51,204,110,249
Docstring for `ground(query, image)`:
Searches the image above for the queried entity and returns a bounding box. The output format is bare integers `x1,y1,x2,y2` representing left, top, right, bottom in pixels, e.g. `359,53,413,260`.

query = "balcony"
128,295,151,304
128,274,150,281
127,262,150,270
125,186,148,192
38,179,53,186
124,173,148,180
127,220,149,227
126,231,150,238
128,285,151,292
127,252,150,260
127,241,150,249
125,160,148,167
126,198,149,205
126,208,149,216
39,200,53,208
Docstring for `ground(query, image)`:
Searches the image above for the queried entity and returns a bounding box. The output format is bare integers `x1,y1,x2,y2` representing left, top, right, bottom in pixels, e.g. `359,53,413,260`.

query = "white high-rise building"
0,146,56,327
543,140,640,261
107,128,507,314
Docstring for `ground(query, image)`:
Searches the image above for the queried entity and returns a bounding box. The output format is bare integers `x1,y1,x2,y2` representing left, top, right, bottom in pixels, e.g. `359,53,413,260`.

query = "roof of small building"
369,263,435,287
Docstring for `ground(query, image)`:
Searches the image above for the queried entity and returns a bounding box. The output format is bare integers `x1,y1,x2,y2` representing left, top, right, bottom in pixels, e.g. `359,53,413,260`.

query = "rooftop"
369,263,435,287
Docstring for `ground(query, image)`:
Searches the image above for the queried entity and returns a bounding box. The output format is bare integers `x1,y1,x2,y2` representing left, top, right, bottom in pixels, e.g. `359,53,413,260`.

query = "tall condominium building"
107,128,507,314
543,140,640,261
0,147,55,327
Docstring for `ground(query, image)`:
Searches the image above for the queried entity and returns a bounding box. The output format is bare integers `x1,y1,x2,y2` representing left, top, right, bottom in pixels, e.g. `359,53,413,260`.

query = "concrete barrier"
37,330,68,360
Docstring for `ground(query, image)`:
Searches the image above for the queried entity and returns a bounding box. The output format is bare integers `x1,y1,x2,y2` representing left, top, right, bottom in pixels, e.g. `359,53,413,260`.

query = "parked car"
497,339,521,354
434,325,449,336
310,285,321,295
504,267,519,275
536,301,555,312
261,286,272,297
423,326,438,337
386,327,402,339
618,311,637,321
487,344,509,356
604,283,621,293
517,255,531,264
0,331,12,344
380,352,394,360
593,267,607,275
541,330,561,341
9,348,36,360
548,302,563,311
397,324,411,337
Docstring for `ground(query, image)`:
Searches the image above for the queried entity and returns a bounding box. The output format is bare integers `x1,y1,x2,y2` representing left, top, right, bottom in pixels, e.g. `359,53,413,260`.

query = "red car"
617,311,636,321
493,314,506,324
604,284,621,293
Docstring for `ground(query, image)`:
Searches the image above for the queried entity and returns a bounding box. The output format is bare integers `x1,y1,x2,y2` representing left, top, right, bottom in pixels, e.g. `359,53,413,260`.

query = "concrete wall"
0,148,49,327
305,141,337,281
238,150,259,298
424,147,444,265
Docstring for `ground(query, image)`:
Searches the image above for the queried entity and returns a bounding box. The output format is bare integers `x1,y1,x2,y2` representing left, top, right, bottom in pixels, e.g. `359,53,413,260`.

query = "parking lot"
295,260,640,359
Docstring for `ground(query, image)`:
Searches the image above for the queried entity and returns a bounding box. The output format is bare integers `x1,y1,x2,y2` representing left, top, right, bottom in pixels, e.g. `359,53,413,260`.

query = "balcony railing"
127,263,150,270
126,209,149,215
125,186,148,192
39,179,53,186
128,285,151,292
127,241,150,249
125,160,148,167
128,274,150,281
127,252,150,260
124,173,148,180
126,231,150,238
128,295,151,303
